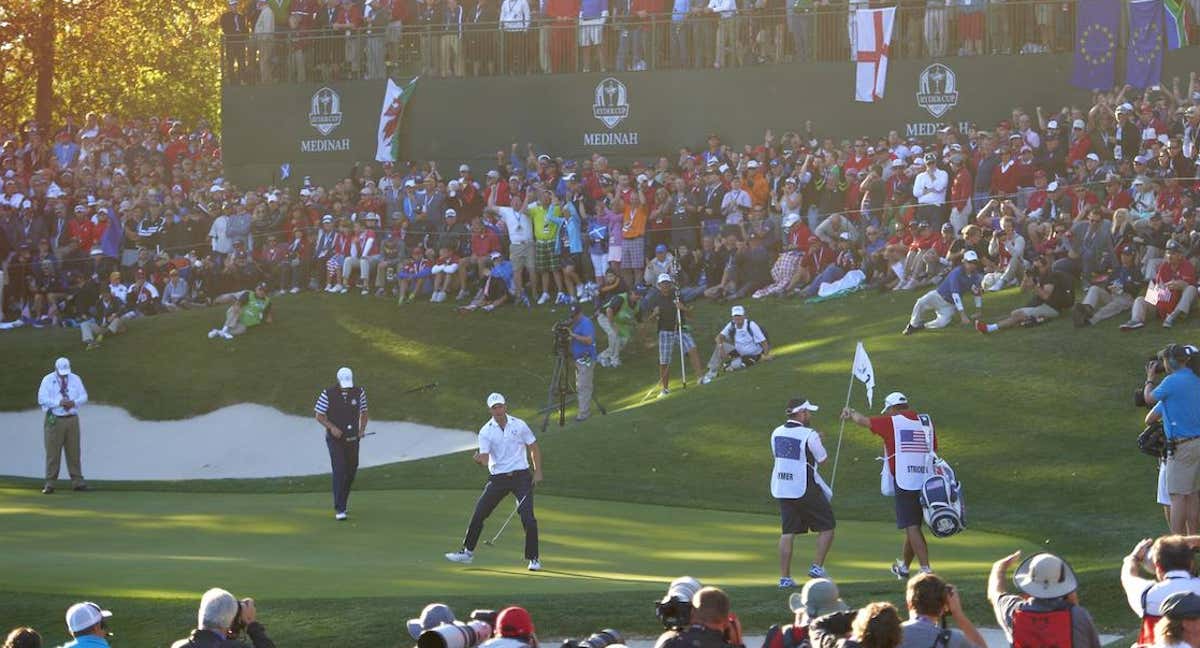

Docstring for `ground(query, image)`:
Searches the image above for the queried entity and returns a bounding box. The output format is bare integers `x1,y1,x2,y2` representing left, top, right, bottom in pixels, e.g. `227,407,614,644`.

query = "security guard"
446,392,544,571
314,367,369,521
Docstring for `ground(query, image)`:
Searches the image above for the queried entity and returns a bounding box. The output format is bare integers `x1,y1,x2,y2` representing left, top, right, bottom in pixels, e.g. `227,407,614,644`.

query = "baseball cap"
1072,119,1086,130
657,272,673,284
497,606,535,638
731,305,746,317
1162,593,1200,620
881,391,908,412
789,578,849,618
747,160,760,169
486,392,506,408
322,214,334,223
487,169,500,178
1046,119,1060,129
786,398,819,414
66,602,112,634
1013,553,1078,599
655,243,668,254
1047,181,1060,192
489,251,502,260
407,603,457,639
459,164,470,173
569,304,583,316
963,250,979,263
1086,152,1101,162
445,208,457,219
55,357,71,376
337,367,354,388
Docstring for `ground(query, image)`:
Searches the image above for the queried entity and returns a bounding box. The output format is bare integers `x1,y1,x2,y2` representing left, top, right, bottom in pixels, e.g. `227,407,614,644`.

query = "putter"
482,495,527,546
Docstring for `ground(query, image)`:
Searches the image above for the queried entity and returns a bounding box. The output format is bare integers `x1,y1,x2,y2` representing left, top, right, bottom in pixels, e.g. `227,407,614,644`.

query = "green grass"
0,288,1171,645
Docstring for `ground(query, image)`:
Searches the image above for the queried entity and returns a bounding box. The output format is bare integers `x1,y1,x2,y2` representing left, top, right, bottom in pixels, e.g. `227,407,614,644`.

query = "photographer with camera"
479,607,538,648
562,304,596,422
896,573,986,648
1121,536,1200,645
170,588,275,648
763,578,854,648
655,586,744,648
1143,344,1200,535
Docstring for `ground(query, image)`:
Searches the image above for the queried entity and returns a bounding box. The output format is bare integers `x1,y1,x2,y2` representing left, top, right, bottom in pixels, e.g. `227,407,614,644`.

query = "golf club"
482,494,527,546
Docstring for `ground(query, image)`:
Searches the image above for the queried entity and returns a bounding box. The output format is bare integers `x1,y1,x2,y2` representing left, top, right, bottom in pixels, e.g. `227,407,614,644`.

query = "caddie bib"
892,413,934,491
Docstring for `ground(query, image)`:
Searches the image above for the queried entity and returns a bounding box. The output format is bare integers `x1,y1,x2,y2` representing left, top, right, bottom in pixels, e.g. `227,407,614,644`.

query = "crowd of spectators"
216,0,1137,83
13,539,1200,648
1,71,1199,356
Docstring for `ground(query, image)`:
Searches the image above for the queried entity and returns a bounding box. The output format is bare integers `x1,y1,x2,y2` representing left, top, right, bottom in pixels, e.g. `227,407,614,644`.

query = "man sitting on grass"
975,254,1074,334
207,282,272,340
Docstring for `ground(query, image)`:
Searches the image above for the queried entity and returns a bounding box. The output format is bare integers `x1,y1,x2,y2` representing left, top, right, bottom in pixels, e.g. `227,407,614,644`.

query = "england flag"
854,7,896,102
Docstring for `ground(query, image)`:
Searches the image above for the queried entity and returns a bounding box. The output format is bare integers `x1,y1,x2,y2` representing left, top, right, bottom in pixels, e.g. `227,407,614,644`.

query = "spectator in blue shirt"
1145,344,1200,534
904,250,982,334
567,304,597,422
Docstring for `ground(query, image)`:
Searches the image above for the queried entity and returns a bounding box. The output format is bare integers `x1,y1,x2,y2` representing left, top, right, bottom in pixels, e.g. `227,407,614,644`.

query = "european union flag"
1072,0,1119,90
1127,0,1165,89
774,436,803,460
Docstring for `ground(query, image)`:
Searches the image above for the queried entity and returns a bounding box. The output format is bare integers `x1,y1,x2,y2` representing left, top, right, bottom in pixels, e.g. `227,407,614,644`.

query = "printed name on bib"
777,472,794,481
907,466,928,473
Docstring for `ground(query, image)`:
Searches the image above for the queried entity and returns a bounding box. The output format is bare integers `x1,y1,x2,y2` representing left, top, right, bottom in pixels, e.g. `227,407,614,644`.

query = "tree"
0,0,225,131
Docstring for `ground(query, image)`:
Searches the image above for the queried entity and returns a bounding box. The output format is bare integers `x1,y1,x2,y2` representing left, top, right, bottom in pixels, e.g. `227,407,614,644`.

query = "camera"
419,611,496,648
552,320,572,355
561,629,625,648
1136,355,1168,407
655,577,702,629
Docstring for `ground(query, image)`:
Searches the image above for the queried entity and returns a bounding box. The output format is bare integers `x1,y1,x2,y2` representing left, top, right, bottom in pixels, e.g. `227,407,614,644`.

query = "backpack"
763,624,810,648
919,454,966,538
725,319,770,344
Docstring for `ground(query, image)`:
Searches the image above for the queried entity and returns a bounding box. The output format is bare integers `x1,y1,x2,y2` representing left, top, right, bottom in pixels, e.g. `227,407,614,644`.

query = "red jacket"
948,167,972,210
990,160,1021,197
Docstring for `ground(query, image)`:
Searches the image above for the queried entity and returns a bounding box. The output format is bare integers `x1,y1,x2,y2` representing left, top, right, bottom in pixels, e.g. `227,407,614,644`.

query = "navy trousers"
463,469,539,560
326,436,360,514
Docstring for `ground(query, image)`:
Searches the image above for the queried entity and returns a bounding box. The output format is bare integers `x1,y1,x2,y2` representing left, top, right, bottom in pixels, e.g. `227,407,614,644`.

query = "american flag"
899,429,928,453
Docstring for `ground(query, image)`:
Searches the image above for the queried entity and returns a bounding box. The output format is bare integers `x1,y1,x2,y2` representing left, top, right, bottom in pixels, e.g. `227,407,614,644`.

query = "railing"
218,0,1155,85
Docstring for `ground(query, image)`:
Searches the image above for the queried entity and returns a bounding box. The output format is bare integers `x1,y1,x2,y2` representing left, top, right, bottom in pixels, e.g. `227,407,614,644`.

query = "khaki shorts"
1012,303,1060,320
510,240,535,273
1168,437,1200,495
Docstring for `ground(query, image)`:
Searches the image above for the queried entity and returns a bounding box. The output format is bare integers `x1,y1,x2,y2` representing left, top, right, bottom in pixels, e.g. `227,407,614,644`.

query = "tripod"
538,349,607,434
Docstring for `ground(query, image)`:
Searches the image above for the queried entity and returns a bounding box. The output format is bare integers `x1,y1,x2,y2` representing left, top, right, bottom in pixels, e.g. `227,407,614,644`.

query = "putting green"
0,488,1033,600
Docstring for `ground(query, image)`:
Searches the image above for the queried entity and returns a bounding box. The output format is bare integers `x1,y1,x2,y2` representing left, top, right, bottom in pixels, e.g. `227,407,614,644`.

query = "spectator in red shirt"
989,148,1021,200
1122,240,1198,330
466,218,501,278
946,155,973,233
1066,119,1092,167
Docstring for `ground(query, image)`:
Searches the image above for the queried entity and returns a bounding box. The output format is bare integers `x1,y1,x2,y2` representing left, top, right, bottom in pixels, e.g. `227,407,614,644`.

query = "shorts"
1012,303,1060,320
957,11,983,39
387,21,404,43
895,487,923,529
780,491,835,534
621,236,645,271
658,330,695,365
607,244,623,265
1167,437,1200,495
510,240,535,274
535,240,560,272
1034,3,1052,24
563,252,582,269
579,18,605,46
1159,460,1171,506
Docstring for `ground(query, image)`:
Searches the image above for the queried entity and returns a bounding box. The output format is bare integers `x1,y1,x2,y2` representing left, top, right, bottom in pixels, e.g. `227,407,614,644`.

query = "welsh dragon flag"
854,7,896,102
375,77,419,163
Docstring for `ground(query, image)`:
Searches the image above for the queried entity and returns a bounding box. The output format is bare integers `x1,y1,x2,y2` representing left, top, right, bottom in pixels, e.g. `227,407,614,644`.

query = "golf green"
0,487,1032,600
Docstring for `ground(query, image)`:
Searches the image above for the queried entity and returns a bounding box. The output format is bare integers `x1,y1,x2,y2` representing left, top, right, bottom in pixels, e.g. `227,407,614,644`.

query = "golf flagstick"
827,352,858,497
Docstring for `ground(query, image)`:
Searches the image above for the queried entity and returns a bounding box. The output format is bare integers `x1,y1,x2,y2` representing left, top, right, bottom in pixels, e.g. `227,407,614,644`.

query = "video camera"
561,629,625,648
655,577,702,629
552,320,572,356
419,610,497,648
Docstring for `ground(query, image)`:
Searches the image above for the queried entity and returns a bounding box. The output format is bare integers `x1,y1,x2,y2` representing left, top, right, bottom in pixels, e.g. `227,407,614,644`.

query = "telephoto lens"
418,620,494,648
655,577,703,628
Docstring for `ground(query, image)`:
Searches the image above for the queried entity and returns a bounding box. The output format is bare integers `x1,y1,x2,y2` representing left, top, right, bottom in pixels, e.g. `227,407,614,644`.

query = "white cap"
55,357,71,376
486,392,506,408
1072,119,1086,130
731,305,746,317
782,214,801,229
910,145,923,156
881,391,908,412
1047,119,1059,129
459,164,470,173
891,158,905,168
657,272,673,284
636,174,649,184
787,399,820,414
66,602,112,633
445,208,458,219
963,250,979,263
1085,152,1100,162
747,160,760,169
337,367,354,388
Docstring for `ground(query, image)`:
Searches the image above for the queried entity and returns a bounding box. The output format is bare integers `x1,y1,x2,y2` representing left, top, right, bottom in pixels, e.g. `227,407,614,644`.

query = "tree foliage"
0,0,225,131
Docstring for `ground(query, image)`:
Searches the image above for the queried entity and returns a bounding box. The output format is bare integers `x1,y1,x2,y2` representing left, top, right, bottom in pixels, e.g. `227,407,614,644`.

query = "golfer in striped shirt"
315,367,368,521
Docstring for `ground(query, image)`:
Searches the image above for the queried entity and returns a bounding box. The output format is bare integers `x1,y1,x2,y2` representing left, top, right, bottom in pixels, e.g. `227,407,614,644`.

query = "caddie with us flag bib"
841,390,938,579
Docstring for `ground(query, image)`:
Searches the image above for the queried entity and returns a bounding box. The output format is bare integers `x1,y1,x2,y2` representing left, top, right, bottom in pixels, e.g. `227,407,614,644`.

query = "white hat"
891,158,906,168
447,180,460,191
838,231,852,241
459,164,470,173
636,174,649,184
1047,119,1059,129
563,173,576,182
66,602,112,633
657,272,673,284
445,208,458,219
1046,181,1059,192
963,250,979,263
731,305,746,317
486,392,506,408
782,214,801,229
747,160,760,169
910,145,923,156
55,357,71,376
337,367,354,388
881,391,908,412
1085,152,1100,162
787,399,819,414
1072,119,1086,130
487,170,500,178
404,179,416,188
1013,553,1078,599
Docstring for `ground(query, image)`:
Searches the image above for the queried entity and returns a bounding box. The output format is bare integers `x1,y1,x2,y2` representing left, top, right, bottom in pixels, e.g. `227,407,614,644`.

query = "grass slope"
0,287,1170,643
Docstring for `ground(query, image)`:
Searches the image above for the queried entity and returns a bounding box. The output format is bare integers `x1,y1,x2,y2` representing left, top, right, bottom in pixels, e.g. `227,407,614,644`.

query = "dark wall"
222,50,1196,187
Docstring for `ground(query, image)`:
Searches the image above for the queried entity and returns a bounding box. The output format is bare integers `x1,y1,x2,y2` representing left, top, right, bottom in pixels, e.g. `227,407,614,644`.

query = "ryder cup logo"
309,87,343,136
593,77,630,130
916,64,959,119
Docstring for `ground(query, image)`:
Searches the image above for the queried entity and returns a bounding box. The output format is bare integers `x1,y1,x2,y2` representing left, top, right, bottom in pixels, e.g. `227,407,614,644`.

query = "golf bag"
919,455,966,538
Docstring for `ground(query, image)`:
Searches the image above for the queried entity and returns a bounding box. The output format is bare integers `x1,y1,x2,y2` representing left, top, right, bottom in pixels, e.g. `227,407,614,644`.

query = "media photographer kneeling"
1142,344,1200,535
170,588,275,648
655,582,744,648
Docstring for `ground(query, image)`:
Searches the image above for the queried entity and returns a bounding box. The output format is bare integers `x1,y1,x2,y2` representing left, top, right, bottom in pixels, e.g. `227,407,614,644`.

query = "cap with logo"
486,392,506,408
657,272,673,284
55,357,71,376
66,602,112,634
731,305,746,317
963,250,980,263
881,391,908,412
497,607,535,638
337,367,354,388
1072,119,1086,130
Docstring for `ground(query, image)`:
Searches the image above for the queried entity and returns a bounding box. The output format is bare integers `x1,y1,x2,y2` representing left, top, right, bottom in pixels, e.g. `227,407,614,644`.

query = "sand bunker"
0,404,476,480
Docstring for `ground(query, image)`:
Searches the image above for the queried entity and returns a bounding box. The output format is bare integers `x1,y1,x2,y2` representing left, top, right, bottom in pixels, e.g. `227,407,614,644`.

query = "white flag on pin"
852,342,875,408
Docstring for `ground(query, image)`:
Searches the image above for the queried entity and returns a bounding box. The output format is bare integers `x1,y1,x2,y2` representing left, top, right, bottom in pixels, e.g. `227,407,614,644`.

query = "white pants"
910,290,956,328
597,314,624,365
590,252,607,281
343,255,379,285
949,203,970,235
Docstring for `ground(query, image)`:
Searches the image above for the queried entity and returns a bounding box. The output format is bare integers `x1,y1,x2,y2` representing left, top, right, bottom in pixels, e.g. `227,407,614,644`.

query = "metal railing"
218,0,1170,85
